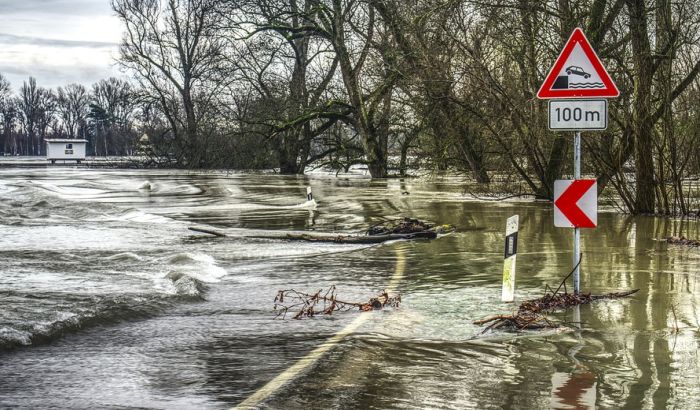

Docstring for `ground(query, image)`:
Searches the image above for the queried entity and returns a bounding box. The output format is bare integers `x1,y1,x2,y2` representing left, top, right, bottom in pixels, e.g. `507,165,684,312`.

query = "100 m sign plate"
548,99,607,130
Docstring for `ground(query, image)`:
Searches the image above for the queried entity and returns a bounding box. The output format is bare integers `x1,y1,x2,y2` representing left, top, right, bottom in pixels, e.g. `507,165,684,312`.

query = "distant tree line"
2,0,700,216
0,75,140,157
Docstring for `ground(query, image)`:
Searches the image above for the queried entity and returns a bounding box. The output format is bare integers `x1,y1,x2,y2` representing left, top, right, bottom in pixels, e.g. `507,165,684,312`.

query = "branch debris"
273,286,401,319
190,217,455,244
367,217,455,236
475,289,639,333
475,260,639,333
667,236,700,247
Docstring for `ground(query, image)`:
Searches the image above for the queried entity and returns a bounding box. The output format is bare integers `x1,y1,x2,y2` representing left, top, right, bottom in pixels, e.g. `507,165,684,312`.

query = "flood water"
1,167,699,409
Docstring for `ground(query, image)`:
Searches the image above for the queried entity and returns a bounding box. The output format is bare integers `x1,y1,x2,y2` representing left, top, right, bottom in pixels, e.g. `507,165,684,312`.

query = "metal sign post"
573,131,581,294
538,27,619,296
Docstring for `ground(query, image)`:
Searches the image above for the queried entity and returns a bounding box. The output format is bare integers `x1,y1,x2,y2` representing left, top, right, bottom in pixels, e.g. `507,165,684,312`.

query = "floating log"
188,226,227,237
261,231,437,243
188,226,437,243
189,217,452,244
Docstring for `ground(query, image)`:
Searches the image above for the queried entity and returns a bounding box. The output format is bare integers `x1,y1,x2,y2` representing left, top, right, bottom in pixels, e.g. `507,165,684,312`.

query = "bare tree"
113,0,227,166
228,0,346,174
89,78,137,155
18,77,55,156
0,74,12,154
57,83,89,139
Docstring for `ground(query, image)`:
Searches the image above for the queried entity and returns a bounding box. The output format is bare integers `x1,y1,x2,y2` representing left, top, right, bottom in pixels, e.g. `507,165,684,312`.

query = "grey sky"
0,0,124,90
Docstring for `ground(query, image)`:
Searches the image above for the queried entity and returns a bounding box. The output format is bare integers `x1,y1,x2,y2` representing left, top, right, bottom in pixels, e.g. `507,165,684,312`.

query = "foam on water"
164,253,227,283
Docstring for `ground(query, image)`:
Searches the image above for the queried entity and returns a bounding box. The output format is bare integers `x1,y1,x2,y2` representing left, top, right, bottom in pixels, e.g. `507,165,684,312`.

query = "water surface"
1,167,699,409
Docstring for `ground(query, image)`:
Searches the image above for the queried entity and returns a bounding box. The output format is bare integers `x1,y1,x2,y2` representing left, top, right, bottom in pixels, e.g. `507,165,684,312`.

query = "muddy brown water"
0,167,699,409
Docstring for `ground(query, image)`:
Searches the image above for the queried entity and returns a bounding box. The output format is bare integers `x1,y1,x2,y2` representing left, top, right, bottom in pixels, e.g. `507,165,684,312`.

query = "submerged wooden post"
501,215,519,302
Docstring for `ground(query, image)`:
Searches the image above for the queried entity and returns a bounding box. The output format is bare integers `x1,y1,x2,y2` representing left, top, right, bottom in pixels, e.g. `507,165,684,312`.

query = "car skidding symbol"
565,66,591,79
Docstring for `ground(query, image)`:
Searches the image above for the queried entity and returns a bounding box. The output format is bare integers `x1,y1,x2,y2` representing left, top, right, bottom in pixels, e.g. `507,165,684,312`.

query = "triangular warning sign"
537,28,619,99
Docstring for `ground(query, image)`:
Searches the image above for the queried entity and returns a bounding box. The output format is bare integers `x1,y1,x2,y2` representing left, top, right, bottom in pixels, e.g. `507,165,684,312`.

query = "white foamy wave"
30,311,81,337
288,199,318,210
117,210,173,224
165,253,227,283
106,252,144,262
0,326,32,346
163,271,207,298
28,180,107,198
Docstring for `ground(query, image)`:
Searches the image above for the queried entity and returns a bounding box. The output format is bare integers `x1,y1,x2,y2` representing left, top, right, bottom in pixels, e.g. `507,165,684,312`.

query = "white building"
45,139,88,164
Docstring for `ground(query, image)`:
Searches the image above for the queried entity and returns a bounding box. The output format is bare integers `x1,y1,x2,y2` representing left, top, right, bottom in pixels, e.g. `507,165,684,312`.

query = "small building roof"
44,139,88,143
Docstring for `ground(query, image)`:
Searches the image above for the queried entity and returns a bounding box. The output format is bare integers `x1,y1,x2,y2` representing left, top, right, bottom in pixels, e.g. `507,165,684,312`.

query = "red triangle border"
537,28,619,99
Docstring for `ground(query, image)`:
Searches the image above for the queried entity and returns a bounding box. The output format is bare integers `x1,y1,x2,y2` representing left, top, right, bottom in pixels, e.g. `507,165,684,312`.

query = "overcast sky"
0,0,124,90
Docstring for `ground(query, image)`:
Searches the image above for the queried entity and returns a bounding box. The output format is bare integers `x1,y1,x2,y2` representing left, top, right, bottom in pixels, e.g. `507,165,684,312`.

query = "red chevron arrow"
554,179,596,227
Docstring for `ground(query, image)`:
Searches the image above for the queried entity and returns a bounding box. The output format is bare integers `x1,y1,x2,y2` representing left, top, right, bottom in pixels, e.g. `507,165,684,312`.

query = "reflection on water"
550,371,596,409
0,167,699,408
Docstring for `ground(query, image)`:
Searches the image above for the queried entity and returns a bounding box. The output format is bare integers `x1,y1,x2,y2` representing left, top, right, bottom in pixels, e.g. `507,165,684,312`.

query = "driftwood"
189,217,452,244
519,289,639,313
264,231,437,243
474,312,559,331
188,226,227,237
475,289,639,334
475,258,639,333
367,217,454,236
273,286,401,319
667,236,700,247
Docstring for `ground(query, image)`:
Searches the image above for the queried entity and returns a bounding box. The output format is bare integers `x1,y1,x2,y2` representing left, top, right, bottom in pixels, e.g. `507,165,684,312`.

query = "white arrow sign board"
549,100,607,130
554,180,597,228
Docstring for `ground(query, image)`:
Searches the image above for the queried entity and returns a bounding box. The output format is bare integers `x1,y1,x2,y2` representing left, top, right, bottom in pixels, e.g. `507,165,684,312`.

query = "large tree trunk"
278,128,303,174
627,0,656,214
332,2,387,178
362,126,388,178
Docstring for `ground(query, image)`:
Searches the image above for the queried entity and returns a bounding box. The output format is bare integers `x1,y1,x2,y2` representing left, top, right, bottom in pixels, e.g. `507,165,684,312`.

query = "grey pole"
573,130,581,295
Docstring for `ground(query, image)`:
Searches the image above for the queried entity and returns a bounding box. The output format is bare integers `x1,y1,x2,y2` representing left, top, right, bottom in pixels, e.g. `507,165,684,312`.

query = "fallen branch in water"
189,217,454,244
367,217,454,236
273,286,401,319
188,226,227,237
475,289,639,334
270,231,437,243
473,312,558,331
667,236,700,247
475,258,639,333
519,289,639,314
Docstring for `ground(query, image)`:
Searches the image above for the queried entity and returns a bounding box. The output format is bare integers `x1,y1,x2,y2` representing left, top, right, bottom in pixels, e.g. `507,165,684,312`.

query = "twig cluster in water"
519,290,639,313
475,289,639,333
475,259,639,333
366,217,455,236
274,286,401,320
667,236,700,247
474,311,558,332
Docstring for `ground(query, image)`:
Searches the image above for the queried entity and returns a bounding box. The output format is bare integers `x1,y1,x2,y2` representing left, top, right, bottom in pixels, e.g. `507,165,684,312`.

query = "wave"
0,272,208,351
106,252,144,262
287,199,318,210
115,209,173,224
164,271,209,298
569,82,605,89
164,253,227,283
0,295,165,351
